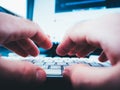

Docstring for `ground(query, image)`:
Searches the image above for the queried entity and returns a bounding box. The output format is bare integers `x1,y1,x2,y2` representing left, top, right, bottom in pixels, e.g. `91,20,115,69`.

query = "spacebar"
44,69,62,76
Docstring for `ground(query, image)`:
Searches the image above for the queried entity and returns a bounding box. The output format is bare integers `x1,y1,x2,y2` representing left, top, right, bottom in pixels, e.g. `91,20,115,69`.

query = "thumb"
0,57,46,84
63,64,120,90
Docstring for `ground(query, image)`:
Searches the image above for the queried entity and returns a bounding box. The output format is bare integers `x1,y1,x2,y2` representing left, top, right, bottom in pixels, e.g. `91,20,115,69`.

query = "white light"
0,0,27,18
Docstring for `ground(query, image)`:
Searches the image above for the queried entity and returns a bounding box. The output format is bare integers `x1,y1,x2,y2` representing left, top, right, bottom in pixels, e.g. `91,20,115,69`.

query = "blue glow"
65,0,105,6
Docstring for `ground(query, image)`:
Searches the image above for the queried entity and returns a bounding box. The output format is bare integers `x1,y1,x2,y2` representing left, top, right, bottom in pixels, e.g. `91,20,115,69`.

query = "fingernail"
36,70,46,83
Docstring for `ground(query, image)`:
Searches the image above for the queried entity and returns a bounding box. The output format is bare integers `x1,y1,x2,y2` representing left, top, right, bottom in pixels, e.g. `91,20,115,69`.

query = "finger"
0,57,46,84
3,41,29,57
68,43,95,57
99,51,108,62
17,38,39,56
56,36,75,56
0,13,52,51
63,64,118,90
68,46,78,56
31,29,52,50
76,45,96,57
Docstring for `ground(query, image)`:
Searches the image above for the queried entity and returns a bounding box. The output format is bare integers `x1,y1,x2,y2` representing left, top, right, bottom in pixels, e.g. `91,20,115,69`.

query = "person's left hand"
0,12,52,56
0,12,52,83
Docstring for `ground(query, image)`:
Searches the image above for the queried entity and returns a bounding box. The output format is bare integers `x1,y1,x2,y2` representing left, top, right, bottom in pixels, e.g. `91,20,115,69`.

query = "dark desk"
0,77,73,90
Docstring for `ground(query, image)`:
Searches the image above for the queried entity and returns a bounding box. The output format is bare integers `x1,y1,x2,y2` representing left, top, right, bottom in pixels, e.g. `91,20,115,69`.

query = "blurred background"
0,0,120,57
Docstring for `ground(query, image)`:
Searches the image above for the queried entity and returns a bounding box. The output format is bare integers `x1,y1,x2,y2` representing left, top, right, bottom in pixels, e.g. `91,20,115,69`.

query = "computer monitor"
33,0,120,43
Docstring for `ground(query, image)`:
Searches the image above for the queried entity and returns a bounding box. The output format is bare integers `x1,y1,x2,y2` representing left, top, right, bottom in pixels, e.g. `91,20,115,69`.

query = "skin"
0,12,52,83
56,13,120,90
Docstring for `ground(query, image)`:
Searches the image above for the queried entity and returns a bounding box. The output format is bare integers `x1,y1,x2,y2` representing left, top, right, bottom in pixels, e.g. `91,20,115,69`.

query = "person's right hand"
56,13,120,90
0,12,52,83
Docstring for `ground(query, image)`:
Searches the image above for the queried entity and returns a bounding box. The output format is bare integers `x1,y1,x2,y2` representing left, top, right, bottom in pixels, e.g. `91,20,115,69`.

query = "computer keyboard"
2,53,112,78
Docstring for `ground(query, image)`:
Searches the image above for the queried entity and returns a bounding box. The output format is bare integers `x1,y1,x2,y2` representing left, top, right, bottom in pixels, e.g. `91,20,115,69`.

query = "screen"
55,0,106,13
33,0,120,42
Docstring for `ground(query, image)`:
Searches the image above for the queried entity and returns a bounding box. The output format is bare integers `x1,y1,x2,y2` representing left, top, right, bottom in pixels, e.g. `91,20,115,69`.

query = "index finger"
56,35,75,56
31,28,52,50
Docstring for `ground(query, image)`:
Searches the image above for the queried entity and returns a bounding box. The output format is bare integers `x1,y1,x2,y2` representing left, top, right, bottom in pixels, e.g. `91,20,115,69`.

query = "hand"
56,13,120,90
0,12,52,56
0,12,52,83
0,57,46,84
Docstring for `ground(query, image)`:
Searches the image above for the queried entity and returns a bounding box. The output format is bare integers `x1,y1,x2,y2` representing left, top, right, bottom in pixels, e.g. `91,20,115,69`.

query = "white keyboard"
2,53,111,77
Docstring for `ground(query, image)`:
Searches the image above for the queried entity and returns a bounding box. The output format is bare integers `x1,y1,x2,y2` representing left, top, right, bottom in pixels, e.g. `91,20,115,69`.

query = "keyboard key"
50,65,61,69
34,62,45,66
89,62,103,67
56,62,67,66
44,62,55,65
45,69,62,76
